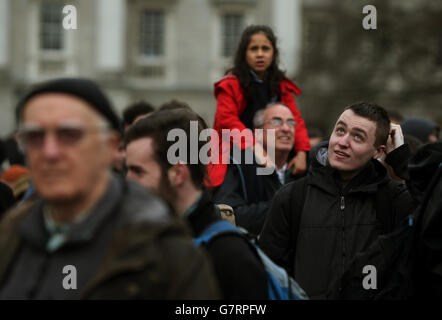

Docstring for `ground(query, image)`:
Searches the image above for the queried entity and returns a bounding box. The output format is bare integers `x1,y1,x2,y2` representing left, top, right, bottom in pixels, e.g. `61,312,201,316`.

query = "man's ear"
373,144,386,159
168,162,188,187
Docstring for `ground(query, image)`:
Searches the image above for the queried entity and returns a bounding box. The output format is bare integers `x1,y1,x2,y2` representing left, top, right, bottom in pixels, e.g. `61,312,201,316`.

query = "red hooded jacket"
207,73,311,187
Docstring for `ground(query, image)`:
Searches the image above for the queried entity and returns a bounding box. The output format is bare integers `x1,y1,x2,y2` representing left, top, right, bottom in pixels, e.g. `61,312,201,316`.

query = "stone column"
272,0,302,76
96,0,126,71
0,0,10,67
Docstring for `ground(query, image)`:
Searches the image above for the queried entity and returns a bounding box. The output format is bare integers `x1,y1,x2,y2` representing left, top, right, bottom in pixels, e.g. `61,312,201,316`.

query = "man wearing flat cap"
0,78,220,299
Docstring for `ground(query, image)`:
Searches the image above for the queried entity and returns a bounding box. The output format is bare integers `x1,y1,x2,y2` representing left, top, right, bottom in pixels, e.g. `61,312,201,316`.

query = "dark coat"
188,189,268,299
0,175,220,299
213,151,299,236
410,142,442,298
259,142,417,299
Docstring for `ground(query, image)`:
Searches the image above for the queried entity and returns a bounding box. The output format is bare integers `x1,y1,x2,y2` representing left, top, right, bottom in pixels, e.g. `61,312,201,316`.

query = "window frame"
39,1,65,52
221,12,244,58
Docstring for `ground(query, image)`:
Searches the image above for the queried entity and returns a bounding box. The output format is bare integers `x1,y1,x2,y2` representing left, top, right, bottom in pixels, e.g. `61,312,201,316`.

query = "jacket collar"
18,174,122,252
308,141,389,195
249,69,266,83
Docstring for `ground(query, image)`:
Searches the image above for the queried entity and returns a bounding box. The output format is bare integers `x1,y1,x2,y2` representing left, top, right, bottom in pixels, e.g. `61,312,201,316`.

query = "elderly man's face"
262,104,295,153
20,93,114,204
328,109,384,179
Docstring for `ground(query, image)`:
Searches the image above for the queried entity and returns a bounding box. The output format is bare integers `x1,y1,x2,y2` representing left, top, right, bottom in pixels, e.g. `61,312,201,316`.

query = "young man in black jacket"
259,102,418,299
125,108,268,299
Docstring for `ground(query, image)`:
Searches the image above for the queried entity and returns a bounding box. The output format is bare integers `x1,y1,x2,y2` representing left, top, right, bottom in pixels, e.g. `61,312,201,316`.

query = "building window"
40,2,64,50
222,13,244,57
140,10,165,57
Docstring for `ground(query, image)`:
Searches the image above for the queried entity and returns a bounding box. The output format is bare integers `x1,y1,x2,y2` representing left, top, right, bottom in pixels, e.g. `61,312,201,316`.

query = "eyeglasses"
17,125,109,149
266,118,298,128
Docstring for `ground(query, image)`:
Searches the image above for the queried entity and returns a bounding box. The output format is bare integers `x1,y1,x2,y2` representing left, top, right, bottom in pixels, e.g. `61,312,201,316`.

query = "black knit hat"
401,118,440,144
16,78,121,131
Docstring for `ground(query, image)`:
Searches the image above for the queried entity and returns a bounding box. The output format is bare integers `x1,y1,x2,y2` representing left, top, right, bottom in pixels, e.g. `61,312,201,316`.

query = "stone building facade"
0,0,440,137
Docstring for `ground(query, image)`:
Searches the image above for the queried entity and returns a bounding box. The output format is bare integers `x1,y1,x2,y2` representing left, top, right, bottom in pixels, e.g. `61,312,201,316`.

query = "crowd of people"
0,25,441,300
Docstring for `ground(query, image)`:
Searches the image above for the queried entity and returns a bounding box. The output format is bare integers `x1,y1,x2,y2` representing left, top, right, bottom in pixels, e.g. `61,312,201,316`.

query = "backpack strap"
194,219,308,300
193,220,241,246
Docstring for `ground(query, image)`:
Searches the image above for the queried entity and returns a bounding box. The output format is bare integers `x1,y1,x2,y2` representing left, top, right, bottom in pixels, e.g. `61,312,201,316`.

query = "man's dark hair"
122,101,155,126
346,102,390,147
159,99,192,112
159,100,210,130
125,109,207,188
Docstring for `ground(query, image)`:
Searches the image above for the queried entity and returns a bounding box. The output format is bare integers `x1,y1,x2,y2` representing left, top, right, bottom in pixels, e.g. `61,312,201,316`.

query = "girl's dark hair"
228,25,287,100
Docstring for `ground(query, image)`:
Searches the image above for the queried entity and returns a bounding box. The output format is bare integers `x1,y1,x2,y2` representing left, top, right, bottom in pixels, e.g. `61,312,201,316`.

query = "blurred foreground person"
0,78,220,299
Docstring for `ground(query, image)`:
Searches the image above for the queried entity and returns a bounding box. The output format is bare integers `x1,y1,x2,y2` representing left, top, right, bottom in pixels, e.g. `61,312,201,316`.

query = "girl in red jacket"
208,25,311,187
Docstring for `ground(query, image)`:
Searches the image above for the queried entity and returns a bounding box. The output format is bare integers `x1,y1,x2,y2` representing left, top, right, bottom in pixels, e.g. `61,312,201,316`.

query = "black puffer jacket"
259,142,417,299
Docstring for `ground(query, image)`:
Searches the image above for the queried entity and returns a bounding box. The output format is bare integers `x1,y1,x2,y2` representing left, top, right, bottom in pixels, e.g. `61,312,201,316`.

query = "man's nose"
41,132,62,158
280,122,291,132
337,133,350,147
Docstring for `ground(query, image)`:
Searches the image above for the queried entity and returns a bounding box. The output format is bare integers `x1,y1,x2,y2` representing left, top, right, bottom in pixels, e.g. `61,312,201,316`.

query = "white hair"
252,102,291,128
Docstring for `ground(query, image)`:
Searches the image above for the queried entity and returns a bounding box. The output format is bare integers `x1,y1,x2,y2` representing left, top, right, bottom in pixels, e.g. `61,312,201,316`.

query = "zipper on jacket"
339,195,346,292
